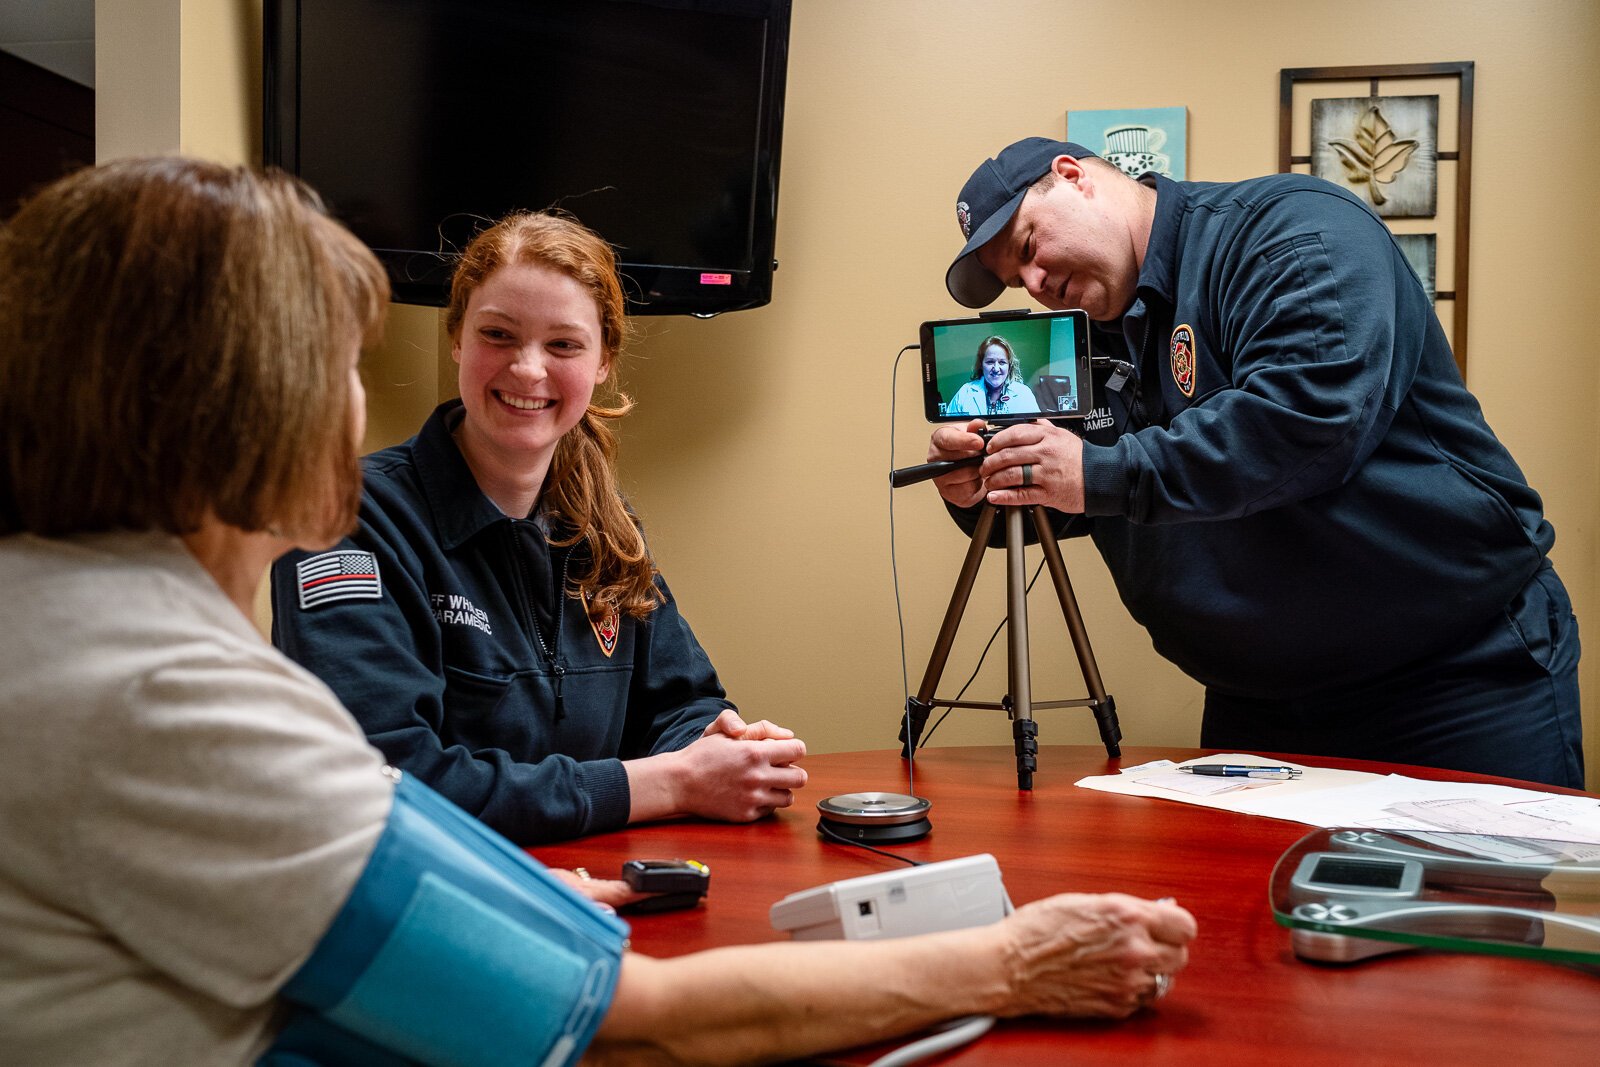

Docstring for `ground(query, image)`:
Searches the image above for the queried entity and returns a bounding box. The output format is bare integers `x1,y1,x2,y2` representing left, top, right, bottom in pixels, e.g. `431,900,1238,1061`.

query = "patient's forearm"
584,892,1196,1064
585,927,1011,1066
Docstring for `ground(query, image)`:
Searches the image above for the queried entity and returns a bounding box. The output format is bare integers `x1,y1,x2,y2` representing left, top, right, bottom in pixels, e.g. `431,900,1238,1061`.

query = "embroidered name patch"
1170,323,1197,398
296,550,381,610
1084,406,1115,431
431,593,492,635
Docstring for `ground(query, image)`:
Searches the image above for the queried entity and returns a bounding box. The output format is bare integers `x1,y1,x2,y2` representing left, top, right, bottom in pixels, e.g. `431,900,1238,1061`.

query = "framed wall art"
1393,233,1438,302
1067,106,1188,180
1279,61,1473,376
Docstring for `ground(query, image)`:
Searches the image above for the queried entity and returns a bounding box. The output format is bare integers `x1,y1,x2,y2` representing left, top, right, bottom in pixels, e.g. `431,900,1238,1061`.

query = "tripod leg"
899,696,933,758
1013,718,1038,791
900,504,999,757
1031,506,1122,757
1091,694,1121,758
1005,507,1036,789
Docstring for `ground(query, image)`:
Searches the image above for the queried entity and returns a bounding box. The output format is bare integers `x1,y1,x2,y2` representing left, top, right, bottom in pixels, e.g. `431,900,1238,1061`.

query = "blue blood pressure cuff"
261,771,628,1067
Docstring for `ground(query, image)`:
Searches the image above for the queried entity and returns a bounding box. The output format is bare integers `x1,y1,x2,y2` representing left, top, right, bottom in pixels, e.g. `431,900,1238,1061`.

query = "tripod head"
889,423,1007,488
889,453,981,489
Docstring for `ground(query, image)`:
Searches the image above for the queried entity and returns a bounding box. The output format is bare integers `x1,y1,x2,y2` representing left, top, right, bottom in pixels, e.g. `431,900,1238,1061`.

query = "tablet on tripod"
919,308,1091,423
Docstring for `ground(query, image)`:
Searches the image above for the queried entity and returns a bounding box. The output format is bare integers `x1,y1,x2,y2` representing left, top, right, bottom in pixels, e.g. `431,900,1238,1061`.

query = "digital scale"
1271,828,1600,966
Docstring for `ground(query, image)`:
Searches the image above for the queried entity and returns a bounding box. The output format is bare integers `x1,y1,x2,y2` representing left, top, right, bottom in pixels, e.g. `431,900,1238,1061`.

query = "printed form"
1077,754,1600,846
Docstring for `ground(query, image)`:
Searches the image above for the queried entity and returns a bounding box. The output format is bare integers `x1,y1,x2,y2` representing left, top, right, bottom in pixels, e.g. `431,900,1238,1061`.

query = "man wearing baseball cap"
926,137,1582,788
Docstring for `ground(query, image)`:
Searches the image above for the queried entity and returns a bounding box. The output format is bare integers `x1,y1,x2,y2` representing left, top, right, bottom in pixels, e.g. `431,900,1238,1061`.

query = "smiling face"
981,344,1010,389
976,156,1141,321
451,261,610,484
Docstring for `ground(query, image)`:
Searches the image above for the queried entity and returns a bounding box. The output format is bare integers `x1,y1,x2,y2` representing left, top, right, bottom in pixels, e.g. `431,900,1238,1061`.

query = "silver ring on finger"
1021,463,1033,488
1153,972,1172,1000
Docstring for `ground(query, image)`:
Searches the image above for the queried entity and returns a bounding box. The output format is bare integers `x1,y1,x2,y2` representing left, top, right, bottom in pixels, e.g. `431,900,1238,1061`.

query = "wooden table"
531,746,1600,1065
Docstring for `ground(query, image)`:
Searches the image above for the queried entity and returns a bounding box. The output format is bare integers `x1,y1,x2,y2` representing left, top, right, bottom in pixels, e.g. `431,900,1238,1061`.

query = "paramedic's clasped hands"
674,709,808,822
929,418,1086,514
997,893,1195,1018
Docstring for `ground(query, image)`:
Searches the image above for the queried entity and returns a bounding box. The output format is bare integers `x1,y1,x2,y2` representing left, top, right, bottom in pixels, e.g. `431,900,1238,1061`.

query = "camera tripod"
898,502,1120,790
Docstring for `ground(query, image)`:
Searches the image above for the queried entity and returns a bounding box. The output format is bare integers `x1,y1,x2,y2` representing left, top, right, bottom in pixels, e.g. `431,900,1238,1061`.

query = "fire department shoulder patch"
1170,323,1197,398
590,607,620,658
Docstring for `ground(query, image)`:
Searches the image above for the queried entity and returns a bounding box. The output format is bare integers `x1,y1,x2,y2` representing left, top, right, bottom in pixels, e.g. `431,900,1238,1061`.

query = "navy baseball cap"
945,137,1099,308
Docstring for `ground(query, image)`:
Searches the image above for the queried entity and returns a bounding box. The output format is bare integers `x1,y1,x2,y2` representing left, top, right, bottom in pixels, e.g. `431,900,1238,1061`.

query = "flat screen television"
264,0,790,315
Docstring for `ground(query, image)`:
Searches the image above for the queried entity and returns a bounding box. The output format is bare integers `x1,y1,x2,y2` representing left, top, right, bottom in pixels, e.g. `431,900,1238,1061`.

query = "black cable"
816,821,924,867
887,343,920,797
1092,352,1143,434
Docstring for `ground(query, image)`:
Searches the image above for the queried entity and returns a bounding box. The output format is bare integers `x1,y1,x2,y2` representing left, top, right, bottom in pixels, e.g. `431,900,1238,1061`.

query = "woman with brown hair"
945,334,1043,417
273,210,807,845
0,156,394,1061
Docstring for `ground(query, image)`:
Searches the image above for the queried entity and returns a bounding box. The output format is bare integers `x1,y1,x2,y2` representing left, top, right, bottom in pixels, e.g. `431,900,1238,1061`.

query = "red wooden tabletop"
530,746,1600,1065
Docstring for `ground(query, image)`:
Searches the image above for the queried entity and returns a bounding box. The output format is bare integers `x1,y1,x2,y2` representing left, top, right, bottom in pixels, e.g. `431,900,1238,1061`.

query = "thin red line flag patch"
296,550,382,610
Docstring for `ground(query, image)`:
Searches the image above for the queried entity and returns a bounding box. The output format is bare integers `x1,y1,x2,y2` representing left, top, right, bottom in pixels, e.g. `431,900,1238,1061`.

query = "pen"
1179,764,1301,780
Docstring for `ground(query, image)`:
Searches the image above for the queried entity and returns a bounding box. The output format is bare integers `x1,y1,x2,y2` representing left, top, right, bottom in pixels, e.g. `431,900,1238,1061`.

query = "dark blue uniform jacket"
967,173,1557,700
273,401,731,844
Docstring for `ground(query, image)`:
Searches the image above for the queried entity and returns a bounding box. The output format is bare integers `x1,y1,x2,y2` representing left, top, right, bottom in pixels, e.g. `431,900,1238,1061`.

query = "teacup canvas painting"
1066,106,1187,180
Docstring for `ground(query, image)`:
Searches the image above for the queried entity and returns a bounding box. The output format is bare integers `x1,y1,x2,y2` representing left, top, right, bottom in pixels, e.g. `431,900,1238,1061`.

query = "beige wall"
95,0,257,163
108,0,1600,779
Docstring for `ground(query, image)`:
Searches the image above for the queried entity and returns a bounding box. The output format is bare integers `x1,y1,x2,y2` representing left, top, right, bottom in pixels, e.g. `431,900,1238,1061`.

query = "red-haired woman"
273,211,806,845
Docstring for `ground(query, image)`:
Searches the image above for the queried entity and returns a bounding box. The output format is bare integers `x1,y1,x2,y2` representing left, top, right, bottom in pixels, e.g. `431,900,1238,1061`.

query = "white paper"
1379,797,1600,847
1230,774,1600,835
1077,759,1600,839
1133,769,1252,796
1118,759,1177,775
1395,830,1600,864
1075,753,1376,818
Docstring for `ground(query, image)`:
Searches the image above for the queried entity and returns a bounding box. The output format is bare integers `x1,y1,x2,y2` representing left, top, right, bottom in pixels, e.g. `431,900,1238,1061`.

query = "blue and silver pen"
1179,764,1301,780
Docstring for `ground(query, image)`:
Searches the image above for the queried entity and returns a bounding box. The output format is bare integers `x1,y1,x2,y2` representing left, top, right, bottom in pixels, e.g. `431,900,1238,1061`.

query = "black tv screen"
265,0,790,314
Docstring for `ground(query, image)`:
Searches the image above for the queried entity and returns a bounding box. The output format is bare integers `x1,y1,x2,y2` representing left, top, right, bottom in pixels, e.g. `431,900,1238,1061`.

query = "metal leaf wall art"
1281,62,1472,373
1309,93,1438,217
1327,105,1419,206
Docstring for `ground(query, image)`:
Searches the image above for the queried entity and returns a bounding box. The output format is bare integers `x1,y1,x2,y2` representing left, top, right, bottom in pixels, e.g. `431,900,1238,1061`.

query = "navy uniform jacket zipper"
508,521,569,721
1121,307,1154,431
